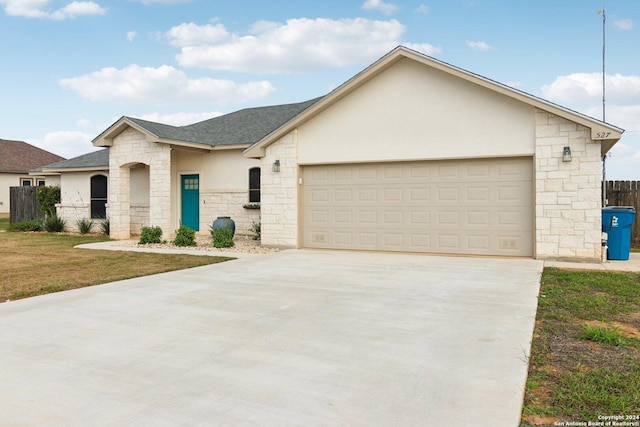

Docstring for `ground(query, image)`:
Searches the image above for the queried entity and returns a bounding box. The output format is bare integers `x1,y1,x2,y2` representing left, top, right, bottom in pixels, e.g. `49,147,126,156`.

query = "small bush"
211,227,234,248
76,218,94,235
36,186,60,217
43,214,66,233
173,225,196,247
8,220,42,232
139,226,163,244
99,218,110,236
250,220,261,241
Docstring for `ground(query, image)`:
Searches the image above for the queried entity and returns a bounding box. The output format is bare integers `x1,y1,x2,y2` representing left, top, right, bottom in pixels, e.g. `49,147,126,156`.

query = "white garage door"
303,158,533,256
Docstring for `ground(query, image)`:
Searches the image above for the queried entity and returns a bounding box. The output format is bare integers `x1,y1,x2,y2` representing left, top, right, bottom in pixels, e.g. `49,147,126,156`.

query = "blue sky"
1,0,639,179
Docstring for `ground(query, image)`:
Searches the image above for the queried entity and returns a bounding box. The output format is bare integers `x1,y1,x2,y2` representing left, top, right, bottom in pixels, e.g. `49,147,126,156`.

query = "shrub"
173,225,196,247
139,226,163,244
8,220,42,232
43,214,65,232
250,220,261,241
76,218,94,234
36,186,60,217
211,227,234,248
99,218,110,236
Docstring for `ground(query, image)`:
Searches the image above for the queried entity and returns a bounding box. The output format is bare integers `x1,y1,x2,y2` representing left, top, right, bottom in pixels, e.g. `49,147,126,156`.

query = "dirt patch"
548,324,638,373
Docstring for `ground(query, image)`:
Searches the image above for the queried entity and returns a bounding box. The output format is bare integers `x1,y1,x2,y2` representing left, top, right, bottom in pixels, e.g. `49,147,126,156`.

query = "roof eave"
93,117,160,147
244,46,624,158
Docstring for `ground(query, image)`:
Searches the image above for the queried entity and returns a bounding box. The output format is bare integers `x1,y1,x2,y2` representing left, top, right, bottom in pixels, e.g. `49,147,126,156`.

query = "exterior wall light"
272,159,280,172
562,146,572,162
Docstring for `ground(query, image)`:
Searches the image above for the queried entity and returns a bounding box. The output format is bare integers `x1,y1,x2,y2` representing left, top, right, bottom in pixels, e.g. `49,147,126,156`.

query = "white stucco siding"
0,174,60,215
172,149,261,235
56,171,108,231
298,58,536,165
0,174,17,214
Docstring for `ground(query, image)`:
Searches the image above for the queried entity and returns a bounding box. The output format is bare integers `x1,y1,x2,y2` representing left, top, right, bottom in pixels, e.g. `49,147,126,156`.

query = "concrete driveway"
0,250,542,427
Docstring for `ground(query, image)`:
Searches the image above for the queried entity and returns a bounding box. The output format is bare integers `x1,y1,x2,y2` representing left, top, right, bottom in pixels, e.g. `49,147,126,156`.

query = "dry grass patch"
0,230,232,301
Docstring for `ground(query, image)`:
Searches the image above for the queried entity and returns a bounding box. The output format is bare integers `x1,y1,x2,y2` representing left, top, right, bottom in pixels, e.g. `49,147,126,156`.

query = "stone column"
148,145,172,239
109,165,131,239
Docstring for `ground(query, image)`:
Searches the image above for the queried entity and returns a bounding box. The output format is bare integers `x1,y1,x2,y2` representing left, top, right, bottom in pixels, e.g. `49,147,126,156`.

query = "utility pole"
598,5,607,206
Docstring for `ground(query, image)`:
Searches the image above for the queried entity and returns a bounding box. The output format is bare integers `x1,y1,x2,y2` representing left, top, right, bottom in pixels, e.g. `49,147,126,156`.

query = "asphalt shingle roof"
126,97,323,147
0,139,65,173
39,149,109,171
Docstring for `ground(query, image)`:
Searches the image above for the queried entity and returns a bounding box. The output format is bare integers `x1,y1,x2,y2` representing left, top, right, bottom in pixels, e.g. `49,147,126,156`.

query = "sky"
1,0,639,179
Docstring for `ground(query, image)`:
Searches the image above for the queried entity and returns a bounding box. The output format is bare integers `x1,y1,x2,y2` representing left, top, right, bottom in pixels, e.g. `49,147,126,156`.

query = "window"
249,167,260,203
90,175,108,219
37,179,46,186
21,178,32,186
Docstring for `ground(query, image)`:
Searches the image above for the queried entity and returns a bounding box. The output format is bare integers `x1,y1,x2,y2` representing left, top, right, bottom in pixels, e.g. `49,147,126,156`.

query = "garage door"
303,158,533,256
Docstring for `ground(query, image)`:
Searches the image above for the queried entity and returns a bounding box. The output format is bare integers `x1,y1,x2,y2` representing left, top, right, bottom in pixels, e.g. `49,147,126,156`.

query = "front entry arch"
181,174,200,231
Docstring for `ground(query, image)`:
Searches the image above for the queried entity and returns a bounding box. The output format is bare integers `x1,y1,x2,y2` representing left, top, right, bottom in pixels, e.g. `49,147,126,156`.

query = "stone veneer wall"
109,128,171,239
260,132,299,247
535,109,603,261
130,204,150,235
56,203,89,231
200,190,260,236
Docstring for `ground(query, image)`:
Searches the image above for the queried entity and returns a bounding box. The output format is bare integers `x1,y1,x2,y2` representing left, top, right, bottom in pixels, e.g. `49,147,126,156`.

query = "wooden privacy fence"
603,181,640,248
9,186,42,223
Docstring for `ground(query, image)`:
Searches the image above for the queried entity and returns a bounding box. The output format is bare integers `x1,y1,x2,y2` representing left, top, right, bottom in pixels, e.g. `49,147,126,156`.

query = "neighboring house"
58,46,624,261
0,139,65,216
38,149,109,228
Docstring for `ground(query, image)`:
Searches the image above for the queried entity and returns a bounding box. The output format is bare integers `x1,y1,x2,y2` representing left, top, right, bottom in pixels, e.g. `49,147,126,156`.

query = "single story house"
0,139,65,216
47,46,624,261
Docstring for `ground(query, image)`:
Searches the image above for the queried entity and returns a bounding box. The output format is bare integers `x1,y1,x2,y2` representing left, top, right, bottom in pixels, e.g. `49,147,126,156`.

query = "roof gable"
244,46,624,158
0,139,65,173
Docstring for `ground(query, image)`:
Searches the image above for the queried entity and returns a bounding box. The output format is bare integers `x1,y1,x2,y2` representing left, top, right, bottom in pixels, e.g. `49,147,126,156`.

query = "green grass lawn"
1,224,233,301
521,268,640,426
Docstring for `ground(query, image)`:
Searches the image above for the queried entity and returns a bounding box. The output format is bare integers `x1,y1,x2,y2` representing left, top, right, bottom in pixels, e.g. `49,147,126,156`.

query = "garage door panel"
303,158,532,256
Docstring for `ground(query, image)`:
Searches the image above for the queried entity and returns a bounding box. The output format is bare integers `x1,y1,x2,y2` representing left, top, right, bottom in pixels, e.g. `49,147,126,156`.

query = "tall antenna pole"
598,4,607,206
601,5,606,122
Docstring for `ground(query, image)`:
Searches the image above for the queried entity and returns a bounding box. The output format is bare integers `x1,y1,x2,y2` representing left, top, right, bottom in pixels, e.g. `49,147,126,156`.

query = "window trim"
90,174,108,219
248,167,260,203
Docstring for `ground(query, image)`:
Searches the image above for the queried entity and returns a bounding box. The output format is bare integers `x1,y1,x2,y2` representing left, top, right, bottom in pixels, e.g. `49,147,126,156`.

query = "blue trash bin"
602,206,636,260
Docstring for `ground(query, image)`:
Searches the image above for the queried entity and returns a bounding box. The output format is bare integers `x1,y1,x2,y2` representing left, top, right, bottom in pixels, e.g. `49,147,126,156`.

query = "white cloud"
0,0,106,20
168,18,435,73
59,65,275,105
30,131,98,159
404,42,441,56
166,22,230,47
613,19,634,31
362,0,397,15
140,111,223,126
416,4,429,14
604,140,640,180
541,73,640,106
127,31,138,42
465,40,493,51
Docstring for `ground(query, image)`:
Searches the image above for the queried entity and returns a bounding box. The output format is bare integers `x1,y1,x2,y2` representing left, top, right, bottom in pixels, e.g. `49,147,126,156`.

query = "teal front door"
181,174,200,231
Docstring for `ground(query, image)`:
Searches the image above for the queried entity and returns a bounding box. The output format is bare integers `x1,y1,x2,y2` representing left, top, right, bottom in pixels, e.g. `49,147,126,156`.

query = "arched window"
91,175,108,219
249,167,260,203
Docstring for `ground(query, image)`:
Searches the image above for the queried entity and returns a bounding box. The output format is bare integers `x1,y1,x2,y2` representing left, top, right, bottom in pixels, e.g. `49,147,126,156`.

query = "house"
54,46,624,261
0,139,65,216
38,149,109,224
